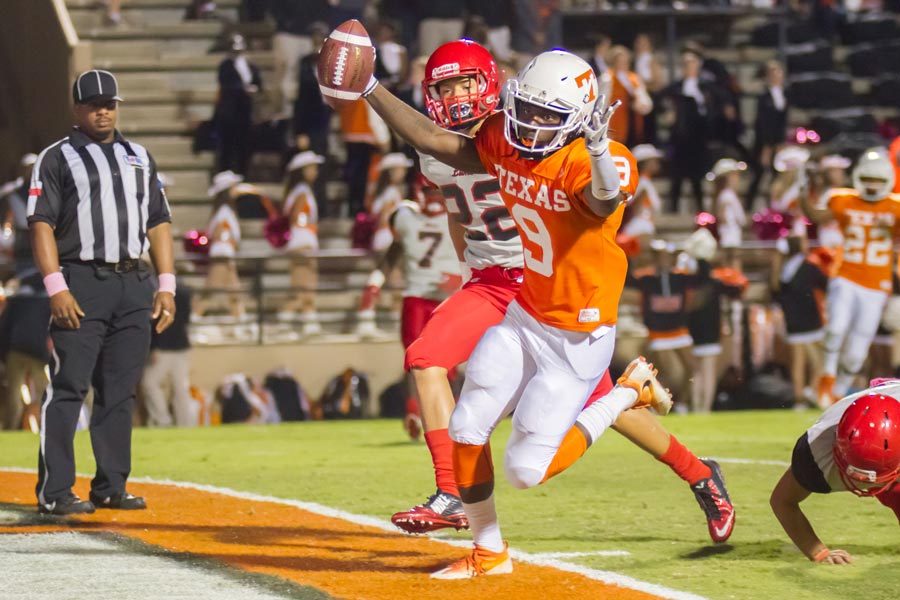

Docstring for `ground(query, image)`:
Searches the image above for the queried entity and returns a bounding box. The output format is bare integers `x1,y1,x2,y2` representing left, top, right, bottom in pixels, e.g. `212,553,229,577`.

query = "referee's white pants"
823,276,887,379
449,301,615,489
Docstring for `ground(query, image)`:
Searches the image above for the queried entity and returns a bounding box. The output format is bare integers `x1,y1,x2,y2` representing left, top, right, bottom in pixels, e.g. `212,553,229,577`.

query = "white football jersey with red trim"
392,205,460,300
419,151,523,269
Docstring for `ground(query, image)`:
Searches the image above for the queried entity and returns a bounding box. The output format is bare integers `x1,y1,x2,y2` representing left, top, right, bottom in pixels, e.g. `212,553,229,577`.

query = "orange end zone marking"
0,472,662,600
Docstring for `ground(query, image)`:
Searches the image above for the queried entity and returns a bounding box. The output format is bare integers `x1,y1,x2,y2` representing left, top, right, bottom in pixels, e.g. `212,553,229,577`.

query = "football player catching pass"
800,149,900,406
323,38,731,577
770,381,900,564
388,41,735,550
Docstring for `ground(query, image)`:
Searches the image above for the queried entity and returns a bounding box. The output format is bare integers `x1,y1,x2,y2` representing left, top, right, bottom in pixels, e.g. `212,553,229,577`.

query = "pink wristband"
43,272,68,297
157,273,176,295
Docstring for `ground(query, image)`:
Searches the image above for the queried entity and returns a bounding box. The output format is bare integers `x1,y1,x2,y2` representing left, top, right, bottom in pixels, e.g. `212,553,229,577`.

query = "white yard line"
1,466,707,600
532,550,632,558
710,457,790,467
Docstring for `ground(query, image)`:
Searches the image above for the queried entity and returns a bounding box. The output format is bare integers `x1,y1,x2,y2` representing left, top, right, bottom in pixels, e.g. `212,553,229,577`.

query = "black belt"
68,259,142,273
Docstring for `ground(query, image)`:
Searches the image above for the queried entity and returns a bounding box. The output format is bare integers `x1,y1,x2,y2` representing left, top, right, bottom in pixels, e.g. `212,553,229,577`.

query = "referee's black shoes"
38,493,96,515
90,491,147,510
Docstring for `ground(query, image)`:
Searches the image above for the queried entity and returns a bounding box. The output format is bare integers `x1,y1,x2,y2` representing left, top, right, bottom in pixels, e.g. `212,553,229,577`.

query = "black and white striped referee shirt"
26,127,172,263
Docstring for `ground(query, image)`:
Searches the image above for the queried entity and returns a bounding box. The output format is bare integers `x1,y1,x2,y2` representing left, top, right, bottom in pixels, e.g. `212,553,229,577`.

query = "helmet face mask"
832,393,900,497
852,149,896,202
423,40,500,130
501,50,599,156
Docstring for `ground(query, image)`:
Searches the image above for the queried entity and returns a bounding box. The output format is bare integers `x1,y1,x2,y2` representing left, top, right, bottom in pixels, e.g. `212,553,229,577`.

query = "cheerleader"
278,151,324,335
708,158,747,269
195,170,244,319
370,153,412,252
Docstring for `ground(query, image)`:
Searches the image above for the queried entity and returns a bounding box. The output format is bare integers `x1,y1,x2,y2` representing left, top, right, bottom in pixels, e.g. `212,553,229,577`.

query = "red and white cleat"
390,490,469,534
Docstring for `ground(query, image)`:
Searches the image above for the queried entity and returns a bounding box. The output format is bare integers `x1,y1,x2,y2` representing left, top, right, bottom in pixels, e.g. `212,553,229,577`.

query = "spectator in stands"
511,0,562,59
771,234,828,409
890,135,900,193
0,273,50,430
215,34,262,176
633,33,666,144
141,284,194,427
708,158,748,270
371,153,413,252
337,100,390,217
627,240,696,409
406,56,430,113
771,146,812,237
621,144,664,244
104,0,123,26
278,151,324,336
607,45,653,146
468,0,515,63
415,0,465,56
293,21,332,216
269,0,329,115
0,154,38,277
195,171,244,320
587,34,613,100
684,40,745,160
374,19,410,99
661,49,716,214
328,0,368,26
184,0,216,19
748,61,789,209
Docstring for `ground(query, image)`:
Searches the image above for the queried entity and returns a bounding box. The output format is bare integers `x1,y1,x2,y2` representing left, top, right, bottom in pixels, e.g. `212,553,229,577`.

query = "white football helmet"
502,50,599,154
852,148,895,202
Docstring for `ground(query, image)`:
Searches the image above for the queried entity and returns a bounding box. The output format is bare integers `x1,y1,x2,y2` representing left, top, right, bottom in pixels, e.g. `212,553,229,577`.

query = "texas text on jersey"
474,112,638,331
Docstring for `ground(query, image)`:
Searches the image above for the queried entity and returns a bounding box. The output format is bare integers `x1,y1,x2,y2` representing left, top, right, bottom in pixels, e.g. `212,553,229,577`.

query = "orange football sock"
424,429,458,496
453,441,494,490
541,425,589,483
658,435,712,485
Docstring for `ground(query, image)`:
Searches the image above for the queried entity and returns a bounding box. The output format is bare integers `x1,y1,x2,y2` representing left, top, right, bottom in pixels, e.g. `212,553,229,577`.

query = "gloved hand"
583,95,622,156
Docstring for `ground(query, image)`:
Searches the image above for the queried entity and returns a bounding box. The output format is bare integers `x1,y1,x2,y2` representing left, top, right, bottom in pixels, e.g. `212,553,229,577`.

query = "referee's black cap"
73,69,124,104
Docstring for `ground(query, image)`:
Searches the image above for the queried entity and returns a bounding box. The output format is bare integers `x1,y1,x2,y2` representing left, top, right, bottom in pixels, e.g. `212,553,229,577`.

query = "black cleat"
38,494,95,515
691,459,735,544
89,491,147,510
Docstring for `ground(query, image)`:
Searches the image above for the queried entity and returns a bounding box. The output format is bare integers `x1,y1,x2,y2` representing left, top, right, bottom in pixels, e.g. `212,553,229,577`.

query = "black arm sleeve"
791,434,832,494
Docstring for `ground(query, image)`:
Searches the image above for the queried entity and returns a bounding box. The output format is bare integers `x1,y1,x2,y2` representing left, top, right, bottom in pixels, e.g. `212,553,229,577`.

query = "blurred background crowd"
1,0,900,430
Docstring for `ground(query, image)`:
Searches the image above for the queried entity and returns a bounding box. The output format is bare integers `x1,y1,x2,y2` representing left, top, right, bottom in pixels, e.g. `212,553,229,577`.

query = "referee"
27,69,177,515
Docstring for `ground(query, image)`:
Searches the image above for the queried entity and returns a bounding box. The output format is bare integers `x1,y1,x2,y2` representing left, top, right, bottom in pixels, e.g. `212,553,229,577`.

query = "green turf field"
1,411,896,600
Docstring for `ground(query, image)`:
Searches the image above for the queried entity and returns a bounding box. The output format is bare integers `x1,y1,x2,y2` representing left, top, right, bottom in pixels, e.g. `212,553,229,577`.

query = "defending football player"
770,382,900,564
800,149,900,406
388,41,734,549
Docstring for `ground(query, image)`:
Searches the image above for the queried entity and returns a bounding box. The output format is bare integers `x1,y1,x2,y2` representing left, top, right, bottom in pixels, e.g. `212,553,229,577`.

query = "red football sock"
425,428,459,496
658,435,712,485
405,397,420,416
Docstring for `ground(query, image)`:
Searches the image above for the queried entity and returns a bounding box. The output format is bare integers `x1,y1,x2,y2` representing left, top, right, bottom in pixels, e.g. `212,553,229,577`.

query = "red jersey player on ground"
321,36,735,577
770,381,900,564
387,40,735,549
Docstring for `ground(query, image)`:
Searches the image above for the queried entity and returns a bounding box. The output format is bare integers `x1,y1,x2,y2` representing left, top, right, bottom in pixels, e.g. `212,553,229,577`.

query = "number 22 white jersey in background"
418,151,524,270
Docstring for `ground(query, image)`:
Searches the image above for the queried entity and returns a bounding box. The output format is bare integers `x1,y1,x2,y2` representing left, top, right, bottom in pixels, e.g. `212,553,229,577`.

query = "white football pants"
449,300,616,489
824,276,887,393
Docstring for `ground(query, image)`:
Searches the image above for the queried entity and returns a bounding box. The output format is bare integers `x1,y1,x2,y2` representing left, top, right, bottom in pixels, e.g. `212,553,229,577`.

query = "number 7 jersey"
473,112,638,332
827,187,900,292
418,150,524,270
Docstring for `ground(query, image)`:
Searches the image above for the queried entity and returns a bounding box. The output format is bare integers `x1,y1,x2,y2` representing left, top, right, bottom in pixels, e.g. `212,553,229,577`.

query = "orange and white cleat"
617,356,673,415
817,374,836,409
430,543,513,579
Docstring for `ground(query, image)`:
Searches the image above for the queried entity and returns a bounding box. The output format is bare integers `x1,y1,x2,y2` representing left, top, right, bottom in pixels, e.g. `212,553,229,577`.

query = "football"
317,19,376,109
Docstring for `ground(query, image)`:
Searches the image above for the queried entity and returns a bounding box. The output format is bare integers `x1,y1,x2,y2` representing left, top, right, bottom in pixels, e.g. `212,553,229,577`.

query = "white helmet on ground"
502,50,599,155
852,148,895,202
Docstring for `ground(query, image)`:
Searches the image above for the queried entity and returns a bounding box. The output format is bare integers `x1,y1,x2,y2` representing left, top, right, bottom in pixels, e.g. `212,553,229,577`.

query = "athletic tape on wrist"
590,147,621,201
43,272,68,297
158,273,177,295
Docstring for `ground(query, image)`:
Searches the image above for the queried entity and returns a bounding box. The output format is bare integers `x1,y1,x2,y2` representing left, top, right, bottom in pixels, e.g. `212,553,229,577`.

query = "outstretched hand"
583,95,621,155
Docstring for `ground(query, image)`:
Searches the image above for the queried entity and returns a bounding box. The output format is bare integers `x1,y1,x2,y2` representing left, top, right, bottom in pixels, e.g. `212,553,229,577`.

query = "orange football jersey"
828,187,900,292
474,113,638,331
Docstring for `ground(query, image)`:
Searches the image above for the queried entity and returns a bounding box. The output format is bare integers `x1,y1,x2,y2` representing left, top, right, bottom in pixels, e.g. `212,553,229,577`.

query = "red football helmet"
833,393,900,496
413,174,446,217
423,39,500,129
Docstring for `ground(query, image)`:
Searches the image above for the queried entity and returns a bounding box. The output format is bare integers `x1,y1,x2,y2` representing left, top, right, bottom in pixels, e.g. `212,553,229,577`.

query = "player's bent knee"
448,406,491,446
504,461,545,489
